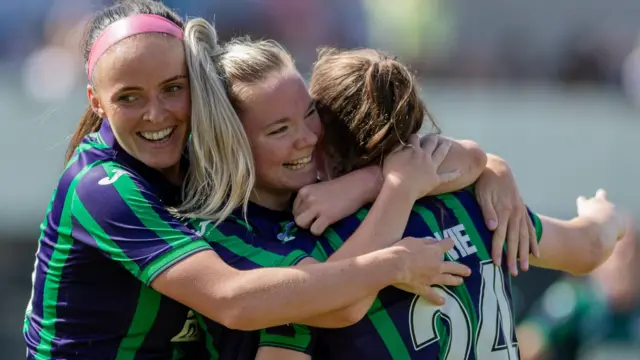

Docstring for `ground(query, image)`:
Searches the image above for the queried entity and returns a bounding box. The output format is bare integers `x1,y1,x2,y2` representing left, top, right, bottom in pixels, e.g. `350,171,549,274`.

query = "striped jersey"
24,120,211,359
259,188,543,360
188,201,310,359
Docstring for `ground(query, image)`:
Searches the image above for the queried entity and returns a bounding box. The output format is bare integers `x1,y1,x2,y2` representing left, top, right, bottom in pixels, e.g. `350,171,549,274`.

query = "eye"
117,94,137,103
268,126,288,135
165,84,183,93
305,103,318,118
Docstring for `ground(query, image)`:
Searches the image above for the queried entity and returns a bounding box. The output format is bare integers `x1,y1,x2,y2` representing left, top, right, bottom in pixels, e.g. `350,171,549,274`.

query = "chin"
141,154,182,171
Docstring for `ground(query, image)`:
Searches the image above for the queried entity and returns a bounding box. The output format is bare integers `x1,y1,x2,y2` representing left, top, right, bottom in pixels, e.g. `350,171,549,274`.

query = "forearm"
427,138,487,195
161,249,402,331
300,183,416,325
329,182,416,261
530,216,609,275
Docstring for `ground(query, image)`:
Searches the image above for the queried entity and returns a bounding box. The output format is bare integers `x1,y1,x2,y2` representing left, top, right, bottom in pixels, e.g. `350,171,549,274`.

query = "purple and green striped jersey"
24,120,211,360
188,202,311,360
260,188,543,360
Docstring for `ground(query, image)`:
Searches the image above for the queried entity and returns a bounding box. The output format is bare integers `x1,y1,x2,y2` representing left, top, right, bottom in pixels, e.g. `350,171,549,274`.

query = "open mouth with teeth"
137,127,176,143
283,155,312,170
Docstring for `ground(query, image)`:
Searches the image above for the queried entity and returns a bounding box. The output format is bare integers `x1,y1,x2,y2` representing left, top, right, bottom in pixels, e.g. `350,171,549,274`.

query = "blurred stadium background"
1,0,639,358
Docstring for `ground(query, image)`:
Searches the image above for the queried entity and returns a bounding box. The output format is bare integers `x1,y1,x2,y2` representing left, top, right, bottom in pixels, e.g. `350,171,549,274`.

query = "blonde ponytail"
177,18,255,224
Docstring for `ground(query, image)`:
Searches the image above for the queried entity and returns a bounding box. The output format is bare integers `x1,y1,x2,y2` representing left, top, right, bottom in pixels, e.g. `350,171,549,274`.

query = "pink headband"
87,14,184,80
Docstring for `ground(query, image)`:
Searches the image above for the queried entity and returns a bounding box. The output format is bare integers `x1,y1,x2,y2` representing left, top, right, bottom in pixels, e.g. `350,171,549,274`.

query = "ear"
87,84,106,118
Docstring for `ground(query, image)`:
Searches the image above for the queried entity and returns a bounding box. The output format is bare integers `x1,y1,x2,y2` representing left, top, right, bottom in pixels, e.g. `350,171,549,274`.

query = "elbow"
458,140,487,184
207,285,263,331
333,303,370,328
462,140,488,173
216,307,256,331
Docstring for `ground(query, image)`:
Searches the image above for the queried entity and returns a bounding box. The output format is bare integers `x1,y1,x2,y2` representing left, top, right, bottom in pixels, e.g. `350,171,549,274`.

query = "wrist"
356,247,408,286
362,165,383,203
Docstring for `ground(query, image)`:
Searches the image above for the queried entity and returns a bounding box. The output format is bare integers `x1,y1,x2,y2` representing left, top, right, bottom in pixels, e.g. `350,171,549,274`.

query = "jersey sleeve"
526,206,544,243
259,324,317,354
70,161,211,286
191,218,309,270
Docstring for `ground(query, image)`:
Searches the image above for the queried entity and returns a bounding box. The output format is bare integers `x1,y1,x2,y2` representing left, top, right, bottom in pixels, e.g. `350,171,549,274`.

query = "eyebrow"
114,74,188,93
265,100,317,128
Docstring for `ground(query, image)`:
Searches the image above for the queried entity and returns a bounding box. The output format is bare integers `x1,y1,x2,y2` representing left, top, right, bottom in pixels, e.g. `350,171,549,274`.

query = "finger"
294,209,319,229
506,216,520,276
431,137,452,166
440,262,472,277
526,212,540,258
420,134,438,154
292,190,308,216
437,170,462,184
291,192,303,216
420,287,445,306
576,195,587,209
596,188,607,200
422,237,439,245
432,274,464,287
435,238,455,252
477,194,499,230
309,217,330,236
491,210,509,267
518,214,530,271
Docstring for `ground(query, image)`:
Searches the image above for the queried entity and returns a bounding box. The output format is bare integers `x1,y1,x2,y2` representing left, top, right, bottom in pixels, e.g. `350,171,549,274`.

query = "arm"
71,162,406,331
292,136,486,235
531,216,615,276
529,190,626,276
256,348,310,360
295,136,471,326
152,249,403,330
424,136,487,195
358,136,486,199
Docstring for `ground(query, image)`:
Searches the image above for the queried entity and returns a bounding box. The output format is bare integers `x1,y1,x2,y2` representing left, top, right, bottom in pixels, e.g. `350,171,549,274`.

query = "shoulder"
70,160,162,220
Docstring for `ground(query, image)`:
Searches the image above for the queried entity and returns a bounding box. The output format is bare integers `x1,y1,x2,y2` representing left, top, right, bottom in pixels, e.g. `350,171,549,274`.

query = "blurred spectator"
517,222,640,360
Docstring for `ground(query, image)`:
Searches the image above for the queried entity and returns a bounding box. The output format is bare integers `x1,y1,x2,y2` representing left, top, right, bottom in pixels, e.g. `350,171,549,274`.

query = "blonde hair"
177,18,254,224
178,20,295,224
218,37,296,113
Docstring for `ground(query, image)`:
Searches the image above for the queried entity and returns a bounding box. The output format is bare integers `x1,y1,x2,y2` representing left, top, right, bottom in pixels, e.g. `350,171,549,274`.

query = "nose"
295,122,319,150
143,95,167,123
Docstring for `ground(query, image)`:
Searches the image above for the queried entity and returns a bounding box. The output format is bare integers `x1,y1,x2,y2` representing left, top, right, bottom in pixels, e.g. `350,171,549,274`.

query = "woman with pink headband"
22,1,490,358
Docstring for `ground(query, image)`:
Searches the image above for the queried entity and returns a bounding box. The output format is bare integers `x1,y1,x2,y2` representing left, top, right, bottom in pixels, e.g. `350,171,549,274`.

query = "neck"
160,163,182,185
250,187,293,211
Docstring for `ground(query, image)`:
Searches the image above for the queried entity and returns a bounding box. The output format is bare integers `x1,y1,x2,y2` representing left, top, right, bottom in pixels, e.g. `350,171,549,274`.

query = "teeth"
140,127,174,141
284,156,312,170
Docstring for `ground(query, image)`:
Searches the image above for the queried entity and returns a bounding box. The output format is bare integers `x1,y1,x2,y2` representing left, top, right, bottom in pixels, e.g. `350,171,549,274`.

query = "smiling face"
238,67,321,207
88,33,190,179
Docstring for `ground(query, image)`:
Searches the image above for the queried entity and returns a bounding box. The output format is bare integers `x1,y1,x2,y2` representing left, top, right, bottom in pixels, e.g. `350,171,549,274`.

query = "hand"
293,167,381,235
475,155,537,276
577,189,627,242
391,237,472,306
383,134,461,200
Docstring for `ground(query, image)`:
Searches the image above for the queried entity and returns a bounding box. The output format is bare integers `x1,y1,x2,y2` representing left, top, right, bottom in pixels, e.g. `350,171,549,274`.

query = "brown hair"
65,0,183,163
309,48,439,177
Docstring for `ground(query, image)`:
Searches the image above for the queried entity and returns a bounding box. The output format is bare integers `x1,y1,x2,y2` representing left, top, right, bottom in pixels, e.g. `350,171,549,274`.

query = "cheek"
106,109,139,136
167,91,191,123
309,115,322,137
252,140,288,176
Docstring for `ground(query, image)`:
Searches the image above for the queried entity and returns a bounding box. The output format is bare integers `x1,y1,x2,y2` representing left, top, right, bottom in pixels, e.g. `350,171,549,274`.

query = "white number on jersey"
409,261,518,359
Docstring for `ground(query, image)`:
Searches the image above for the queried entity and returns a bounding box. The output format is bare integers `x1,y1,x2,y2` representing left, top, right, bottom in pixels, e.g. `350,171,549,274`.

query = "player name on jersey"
433,224,478,260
